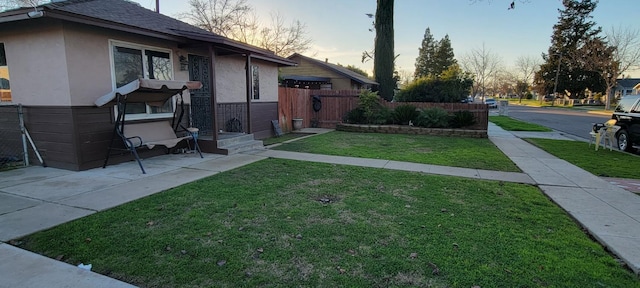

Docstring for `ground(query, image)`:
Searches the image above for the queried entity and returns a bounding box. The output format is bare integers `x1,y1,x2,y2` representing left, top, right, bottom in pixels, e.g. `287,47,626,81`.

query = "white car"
483,98,497,109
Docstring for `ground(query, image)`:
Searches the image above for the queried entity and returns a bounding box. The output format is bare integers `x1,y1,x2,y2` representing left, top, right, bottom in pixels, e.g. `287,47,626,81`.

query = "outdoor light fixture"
179,55,188,71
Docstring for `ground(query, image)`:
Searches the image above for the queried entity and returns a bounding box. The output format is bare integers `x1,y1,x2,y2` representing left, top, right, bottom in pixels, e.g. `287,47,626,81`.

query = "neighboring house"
280,53,378,90
614,78,640,98
0,0,295,171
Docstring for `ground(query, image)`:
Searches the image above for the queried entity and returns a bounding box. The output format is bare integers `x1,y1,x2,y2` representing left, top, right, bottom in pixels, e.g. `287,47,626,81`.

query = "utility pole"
552,52,562,107
155,0,160,13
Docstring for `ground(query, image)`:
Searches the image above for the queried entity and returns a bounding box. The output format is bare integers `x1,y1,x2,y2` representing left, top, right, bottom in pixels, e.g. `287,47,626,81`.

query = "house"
614,78,640,98
0,0,296,171
280,53,378,90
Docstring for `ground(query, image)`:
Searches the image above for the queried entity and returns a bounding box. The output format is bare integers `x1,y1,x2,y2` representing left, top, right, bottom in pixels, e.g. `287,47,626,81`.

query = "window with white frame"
111,41,174,118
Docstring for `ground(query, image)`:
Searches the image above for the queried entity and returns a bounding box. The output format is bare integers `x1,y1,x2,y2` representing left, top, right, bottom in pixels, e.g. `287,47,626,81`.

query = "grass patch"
262,133,310,146
15,159,639,287
489,116,552,132
272,131,520,172
526,138,640,179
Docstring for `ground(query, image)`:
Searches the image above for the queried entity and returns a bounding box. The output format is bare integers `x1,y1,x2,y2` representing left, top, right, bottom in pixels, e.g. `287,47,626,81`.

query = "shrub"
343,107,366,124
344,90,392,125
449,110,476,128
392,104,419,125
415,107,450,128
395,65,473,103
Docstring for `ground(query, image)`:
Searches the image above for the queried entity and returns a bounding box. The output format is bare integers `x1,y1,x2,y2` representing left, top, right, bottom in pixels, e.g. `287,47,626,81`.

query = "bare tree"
256,13,312,57
178,0,311,56
514,55,541,85
0,0,46,11
607,26,640,76
461,43,502,100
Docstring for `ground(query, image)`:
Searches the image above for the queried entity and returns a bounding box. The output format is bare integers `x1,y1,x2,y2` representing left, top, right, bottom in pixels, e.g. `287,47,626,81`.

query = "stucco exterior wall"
0,20,71,106
0,19,202,107
215,55,278,103
61,23,194,106
256,59,279,102
1,18,280,107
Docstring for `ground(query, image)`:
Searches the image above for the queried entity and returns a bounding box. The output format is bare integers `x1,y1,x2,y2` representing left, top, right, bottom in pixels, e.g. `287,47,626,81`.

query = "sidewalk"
1,125,639,287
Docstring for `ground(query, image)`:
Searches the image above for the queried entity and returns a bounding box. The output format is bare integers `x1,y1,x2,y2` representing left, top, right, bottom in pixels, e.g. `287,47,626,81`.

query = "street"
501,105,612,141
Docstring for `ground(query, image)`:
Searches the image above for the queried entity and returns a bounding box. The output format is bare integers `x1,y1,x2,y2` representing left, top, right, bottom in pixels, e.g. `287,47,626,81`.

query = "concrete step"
219,140,265,155
217,133,255,148
217,134,264,155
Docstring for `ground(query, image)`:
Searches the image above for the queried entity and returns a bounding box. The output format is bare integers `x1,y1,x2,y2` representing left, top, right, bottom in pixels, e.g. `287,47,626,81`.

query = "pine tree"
374,0,395,101
534,0,607,98
432,34,457,77
414,29,457,79
414,28,436,79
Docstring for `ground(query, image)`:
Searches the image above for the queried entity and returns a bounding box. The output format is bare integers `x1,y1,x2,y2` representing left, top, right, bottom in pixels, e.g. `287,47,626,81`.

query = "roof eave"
42,10,186,42
251,54,297,66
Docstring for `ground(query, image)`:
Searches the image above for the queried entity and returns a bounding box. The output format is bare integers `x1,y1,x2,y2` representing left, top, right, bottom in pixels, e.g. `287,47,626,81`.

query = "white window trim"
109,40,175,121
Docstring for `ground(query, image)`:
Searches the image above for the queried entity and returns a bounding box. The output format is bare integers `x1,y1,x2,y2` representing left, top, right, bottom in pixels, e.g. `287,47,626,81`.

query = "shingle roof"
43,0,209,37
287,53,378,85
617,78,640,88
0,0,294,65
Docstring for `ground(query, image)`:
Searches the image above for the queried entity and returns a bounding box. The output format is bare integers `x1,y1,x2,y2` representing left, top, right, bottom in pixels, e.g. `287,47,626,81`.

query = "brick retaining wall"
336,123,488,138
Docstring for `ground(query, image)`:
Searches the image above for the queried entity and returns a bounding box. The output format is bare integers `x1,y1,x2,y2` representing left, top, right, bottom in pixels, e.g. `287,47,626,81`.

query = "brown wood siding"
278,88,489,133
251,102,278,139
14,105,193,171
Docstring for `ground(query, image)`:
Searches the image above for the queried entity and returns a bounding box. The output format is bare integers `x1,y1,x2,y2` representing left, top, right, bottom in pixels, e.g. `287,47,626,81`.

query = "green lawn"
489,116,552,132
526,138,640,179
15,159,639,287
271,131,520,172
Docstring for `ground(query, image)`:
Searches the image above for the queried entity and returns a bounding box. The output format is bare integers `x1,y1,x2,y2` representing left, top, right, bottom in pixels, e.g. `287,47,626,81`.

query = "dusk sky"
130,0,640,78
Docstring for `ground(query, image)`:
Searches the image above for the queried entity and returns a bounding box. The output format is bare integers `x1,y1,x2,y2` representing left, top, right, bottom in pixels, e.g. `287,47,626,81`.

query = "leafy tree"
179,0,311,56
433,35,457,77
414,28,437,79
515,80,529,103
534,0,607,99
340,64,370,78
396,64,473,103
374,0,395,101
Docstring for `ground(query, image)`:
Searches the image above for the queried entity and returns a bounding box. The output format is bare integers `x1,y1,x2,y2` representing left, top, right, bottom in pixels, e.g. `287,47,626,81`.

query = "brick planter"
336,123,487,138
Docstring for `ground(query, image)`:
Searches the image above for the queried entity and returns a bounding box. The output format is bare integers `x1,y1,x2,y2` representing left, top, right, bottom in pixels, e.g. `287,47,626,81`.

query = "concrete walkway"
1,125,639,287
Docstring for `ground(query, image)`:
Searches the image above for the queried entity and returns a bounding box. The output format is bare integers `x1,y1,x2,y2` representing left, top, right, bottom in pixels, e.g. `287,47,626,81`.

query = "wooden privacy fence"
278,87,488,133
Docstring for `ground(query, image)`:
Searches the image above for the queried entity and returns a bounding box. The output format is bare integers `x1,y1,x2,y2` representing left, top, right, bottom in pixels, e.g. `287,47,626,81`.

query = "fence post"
18,104,29,166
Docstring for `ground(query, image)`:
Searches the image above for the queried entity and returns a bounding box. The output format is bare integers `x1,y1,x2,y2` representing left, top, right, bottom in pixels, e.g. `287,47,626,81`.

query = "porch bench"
123,121,190,150
119,121,203,173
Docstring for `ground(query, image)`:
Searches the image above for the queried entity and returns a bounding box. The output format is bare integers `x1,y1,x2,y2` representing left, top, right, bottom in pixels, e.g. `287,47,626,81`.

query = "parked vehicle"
483,98,497,109
612,95,640,152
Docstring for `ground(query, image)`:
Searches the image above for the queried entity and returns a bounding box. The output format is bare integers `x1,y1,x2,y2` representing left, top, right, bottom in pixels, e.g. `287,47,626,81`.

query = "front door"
188,54,213,136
